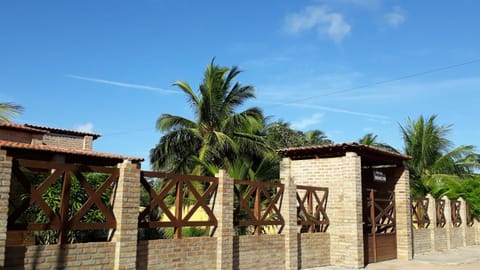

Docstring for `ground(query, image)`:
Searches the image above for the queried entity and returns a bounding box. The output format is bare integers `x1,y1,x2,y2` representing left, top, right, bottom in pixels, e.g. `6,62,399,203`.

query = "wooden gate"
363,189,397,263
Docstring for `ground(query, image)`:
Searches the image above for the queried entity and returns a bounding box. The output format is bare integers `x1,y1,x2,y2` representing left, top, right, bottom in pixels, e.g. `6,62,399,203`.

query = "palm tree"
0,102,23,122
150,59,268,175
305,130,333,145
358,133,398,153
400,115,479,197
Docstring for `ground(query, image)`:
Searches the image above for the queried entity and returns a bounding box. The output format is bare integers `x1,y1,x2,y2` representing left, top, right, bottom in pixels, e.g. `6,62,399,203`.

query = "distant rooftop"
25,123,101,139
0,122,48,134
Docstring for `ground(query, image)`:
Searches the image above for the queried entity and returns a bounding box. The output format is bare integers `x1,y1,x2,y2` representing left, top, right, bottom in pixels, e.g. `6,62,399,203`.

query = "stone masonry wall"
299,233,330,269
4,242,116,269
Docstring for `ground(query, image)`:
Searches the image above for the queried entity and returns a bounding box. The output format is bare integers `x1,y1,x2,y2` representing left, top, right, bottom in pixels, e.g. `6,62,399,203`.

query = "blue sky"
1,0,479,167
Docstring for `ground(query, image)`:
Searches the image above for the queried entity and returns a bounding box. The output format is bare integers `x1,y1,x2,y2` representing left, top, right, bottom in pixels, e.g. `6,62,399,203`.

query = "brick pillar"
459,197,467,247
0,150,12,268
280,158,298,270
333,152,364,268
394,168,412,260
443,196,452,250
112,160,140,270
213,170,233,270
426,194,436,251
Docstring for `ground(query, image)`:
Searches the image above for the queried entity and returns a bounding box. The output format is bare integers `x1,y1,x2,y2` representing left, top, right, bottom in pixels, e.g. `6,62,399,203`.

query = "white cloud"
285,6,351,43
75,122,94,133
385,6,406,28
67,75,179,94
284,102,389,120
291,113,325,129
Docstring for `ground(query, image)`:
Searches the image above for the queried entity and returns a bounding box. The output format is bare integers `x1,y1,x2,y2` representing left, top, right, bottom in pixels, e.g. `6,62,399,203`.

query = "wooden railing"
436,199,446,228
8,159,119,244
411,197,430,229
138,171,218,239
233,180,284,235
296,185,329,233
450,200,462,227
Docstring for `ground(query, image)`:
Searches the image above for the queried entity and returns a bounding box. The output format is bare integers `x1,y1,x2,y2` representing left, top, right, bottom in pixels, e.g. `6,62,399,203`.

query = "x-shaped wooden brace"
139,176,178,227
8,165,63,230
68,167,119,230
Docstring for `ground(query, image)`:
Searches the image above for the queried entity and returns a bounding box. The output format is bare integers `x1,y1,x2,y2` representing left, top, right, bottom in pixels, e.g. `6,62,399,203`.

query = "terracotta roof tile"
0,122,48,133
0,140,143,162
277,142,411,163
25,124,101,139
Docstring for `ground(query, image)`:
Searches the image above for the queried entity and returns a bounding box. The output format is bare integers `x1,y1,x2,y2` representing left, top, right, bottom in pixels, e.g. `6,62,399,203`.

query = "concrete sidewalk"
309,245,480,270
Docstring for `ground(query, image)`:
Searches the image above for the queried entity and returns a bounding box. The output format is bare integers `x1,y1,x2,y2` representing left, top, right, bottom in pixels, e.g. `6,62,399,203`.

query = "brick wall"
136,237,217,269
433,228,448,251
465,227,477,245
4,242,116,269
0,151,12,267
412,195,479,257
43,133,87,150
450,227,463,248
233,234,285,270
0,129,34,144
413,229,431,254
285,155,365,268
299,233,330,269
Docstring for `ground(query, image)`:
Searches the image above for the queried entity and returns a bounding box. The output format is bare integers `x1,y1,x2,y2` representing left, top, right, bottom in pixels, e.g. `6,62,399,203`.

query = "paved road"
310,245,480,270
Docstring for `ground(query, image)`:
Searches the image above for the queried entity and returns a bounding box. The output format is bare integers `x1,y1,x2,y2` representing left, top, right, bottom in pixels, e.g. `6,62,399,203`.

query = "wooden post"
369,189,377,263
254,186,261,235
174,179,183,239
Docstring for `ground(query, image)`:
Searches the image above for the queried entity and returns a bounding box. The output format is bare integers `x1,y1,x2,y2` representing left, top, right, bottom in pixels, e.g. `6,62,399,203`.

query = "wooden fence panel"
8,159,119,244
436,199,446,228
138,171,218,239
296,185,329,233
411,197,430,229
233,180,284,235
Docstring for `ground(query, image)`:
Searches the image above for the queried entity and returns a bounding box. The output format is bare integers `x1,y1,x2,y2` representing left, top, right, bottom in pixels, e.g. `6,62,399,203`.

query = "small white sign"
373,170,387,182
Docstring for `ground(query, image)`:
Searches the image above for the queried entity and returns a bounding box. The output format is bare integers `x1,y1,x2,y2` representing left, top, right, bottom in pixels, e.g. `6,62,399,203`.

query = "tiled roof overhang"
0,140,143,166
277,142,411,166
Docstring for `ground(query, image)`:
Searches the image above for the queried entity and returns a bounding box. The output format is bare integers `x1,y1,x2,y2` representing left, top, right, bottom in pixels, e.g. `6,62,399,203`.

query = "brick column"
443,196,452,250
459,197,467,247
333,152,364,268
112,160,140,270
394,168,412,260
280,158,298,270
426,194,436,251
213,170,234,270
0,150,12,268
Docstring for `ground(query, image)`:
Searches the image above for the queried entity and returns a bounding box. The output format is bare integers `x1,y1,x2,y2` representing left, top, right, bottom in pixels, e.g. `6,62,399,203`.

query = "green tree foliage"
400,115,478,181
0,102,23,122
400,115,480,217
264,121,332,150
150,59,268,175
